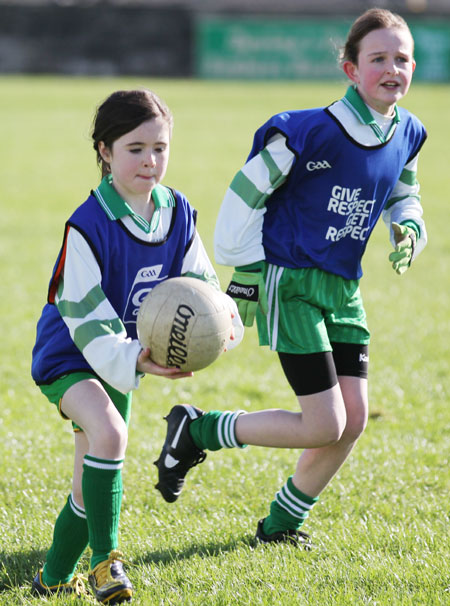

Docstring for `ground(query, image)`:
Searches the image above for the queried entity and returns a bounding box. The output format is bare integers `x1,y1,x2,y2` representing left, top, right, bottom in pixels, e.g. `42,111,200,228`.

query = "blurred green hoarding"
196,17,450,82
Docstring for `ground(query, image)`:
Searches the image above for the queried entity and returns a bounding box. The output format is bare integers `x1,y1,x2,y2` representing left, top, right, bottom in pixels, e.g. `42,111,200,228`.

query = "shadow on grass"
0,537,258,591
139,533,256,566
0,548,46,591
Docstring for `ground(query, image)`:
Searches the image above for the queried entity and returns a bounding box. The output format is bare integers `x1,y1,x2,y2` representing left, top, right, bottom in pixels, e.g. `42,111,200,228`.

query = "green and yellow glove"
389,222,417,275
226,262,268,327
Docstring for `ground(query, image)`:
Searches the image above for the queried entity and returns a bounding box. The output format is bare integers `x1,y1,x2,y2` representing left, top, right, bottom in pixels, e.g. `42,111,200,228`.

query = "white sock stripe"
221,413,230,447
276,485,313,517
228,411,247,448
223,412,234,448
276,492,309,519
69,493,86,519
218,411,247,449
282,483,314,511
226,412,238,448
228,413,239,448
217,412,229,449
225,412,236,448
218,411,241,448
84,457,124,471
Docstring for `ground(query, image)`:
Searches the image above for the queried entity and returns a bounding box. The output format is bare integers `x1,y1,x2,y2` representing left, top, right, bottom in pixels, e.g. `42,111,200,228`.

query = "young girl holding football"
154,8,427,547
31,89,240,602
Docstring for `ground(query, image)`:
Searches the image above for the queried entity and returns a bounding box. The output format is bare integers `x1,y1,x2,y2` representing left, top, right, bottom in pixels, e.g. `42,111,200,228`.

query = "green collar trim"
93,175,175,233
342,85,400,144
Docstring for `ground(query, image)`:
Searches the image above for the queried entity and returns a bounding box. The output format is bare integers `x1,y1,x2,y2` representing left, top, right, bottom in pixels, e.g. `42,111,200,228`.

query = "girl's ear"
98,141,111,163
342,61,360,84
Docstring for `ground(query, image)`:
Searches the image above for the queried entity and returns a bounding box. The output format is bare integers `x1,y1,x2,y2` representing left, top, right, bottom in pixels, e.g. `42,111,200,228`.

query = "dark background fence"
1,0,449,80
0,4,193,76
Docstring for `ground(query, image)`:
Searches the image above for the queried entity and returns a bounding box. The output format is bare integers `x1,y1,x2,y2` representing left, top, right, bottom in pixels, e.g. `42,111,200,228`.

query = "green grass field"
0,76,449,605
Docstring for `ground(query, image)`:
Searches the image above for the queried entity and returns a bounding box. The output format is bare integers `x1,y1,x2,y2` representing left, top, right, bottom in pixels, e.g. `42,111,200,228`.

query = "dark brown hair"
341,8,413,65
92,89,173,177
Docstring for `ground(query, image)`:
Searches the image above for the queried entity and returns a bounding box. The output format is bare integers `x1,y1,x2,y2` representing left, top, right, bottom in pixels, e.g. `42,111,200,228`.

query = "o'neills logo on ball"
166,304,195,367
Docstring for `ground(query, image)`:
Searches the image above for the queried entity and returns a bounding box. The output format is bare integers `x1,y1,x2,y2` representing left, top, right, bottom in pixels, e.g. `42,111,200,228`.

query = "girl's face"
99,117,170,203
343,27,416,115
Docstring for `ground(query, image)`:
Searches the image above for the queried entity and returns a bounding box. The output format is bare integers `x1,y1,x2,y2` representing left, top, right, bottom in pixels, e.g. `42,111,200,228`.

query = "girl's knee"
344,409,368,441
91,418,128,458
300,387,347,446
339,394,368,443
310,404,347,446
339,377,369,441
320,413,347,445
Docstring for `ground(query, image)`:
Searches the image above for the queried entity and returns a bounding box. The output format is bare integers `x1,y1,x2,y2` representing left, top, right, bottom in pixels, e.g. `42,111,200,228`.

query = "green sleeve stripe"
231,171,274,210
183,271,221,290
57,285,106,319
230,171,268,210
399,168,417,186
385,194,421,210
401,219,420,239
74,317,125,351
260,147,284,184
261,148,289,193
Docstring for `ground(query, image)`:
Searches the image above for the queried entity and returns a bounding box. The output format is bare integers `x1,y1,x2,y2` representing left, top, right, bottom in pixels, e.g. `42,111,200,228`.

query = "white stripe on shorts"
265,264,284,351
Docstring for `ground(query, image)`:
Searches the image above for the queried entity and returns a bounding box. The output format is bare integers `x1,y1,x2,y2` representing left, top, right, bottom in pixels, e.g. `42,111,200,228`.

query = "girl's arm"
382,152,427,260
214,133,295,267
55,227,189,393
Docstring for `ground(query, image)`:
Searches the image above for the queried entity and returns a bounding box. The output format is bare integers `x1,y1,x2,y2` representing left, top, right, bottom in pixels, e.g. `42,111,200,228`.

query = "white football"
137,277,232,372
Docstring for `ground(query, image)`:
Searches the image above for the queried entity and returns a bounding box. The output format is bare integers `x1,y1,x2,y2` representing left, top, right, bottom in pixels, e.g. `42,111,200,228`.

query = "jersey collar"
93,174,175,233
342,85,400,144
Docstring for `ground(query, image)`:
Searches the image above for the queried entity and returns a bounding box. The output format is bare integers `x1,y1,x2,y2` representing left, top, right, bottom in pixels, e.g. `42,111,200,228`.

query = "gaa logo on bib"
123,264,167,325
306,160,332,171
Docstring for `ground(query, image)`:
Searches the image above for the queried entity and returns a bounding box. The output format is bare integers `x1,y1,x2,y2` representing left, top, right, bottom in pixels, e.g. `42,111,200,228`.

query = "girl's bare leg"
292,376,368,496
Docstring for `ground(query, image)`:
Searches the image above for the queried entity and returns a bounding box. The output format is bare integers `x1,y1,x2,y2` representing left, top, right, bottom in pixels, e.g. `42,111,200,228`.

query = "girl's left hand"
137,347,193,379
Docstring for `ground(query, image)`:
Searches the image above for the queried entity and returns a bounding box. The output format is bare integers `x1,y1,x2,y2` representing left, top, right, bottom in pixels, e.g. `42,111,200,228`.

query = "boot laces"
69,574,88,595
93,550,127,587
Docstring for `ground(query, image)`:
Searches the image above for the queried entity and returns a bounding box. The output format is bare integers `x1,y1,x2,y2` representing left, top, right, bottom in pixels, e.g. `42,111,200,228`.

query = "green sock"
42,493,89,586
82,454,123,571
263,476,318,535
189,410,247,451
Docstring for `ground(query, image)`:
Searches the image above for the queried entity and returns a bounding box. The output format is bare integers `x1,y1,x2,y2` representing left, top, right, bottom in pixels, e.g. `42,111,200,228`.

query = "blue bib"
32,188,196,384
249,106,426,279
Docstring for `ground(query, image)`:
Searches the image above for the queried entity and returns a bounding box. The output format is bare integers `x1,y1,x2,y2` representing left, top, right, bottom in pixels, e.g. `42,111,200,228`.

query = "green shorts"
38,372,132,432
256,264,370,354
